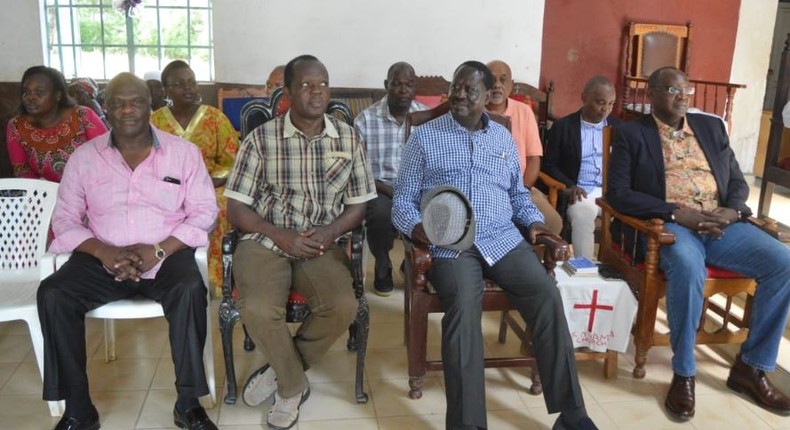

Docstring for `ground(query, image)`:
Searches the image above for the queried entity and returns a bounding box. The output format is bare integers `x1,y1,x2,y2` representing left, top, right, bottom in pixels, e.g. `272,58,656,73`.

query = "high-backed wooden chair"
402,102,572,398
219,91,368,405
619,21,746,132
595,126,789,378
624,22,691,80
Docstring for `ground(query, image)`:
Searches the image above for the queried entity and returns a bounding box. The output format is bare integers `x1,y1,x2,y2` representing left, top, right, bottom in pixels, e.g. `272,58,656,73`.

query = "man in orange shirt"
486,60,562,234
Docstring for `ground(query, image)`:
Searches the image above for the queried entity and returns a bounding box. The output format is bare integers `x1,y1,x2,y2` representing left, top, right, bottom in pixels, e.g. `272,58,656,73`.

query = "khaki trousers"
531,187,563,235
233,240,358,397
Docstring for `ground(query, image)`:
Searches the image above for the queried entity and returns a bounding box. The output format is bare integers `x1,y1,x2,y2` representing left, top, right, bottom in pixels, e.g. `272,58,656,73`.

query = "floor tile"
369,376,445,418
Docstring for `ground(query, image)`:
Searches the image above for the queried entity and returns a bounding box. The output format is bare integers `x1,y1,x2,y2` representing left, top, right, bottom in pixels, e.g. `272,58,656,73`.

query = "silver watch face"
156,249,165,259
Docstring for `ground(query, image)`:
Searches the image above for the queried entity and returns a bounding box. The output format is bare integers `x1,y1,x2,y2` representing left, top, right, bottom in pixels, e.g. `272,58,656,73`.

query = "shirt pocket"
323,151,352,193
477,147,512,188
142,179,182,213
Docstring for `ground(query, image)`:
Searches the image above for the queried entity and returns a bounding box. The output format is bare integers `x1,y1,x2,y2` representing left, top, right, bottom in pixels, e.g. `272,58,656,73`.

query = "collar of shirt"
283,110,339,139
653,114,694,140
580,117,607,130
374,95,425,123
105,126,161,150
448,110,492,132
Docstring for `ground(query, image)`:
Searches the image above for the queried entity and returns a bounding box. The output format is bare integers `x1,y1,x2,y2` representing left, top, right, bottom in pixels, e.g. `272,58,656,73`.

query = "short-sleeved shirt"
354,95,428,183
503,98,542,174
655,115,719,211
224,111,377,257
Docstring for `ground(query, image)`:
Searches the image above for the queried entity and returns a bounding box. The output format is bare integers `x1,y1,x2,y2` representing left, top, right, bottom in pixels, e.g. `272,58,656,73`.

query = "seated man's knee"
37,277,64,310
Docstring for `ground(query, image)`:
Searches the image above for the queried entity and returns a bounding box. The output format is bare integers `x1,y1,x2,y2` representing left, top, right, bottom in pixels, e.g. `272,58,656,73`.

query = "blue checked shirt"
392,112,544,266
354,96,428,184
577,118,606,193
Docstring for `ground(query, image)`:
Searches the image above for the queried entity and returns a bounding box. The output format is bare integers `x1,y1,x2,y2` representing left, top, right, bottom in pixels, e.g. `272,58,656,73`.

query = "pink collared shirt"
49,127,219,278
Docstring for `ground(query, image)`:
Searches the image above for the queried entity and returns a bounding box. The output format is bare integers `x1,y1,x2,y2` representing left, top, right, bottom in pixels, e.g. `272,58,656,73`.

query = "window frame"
43,0,214,81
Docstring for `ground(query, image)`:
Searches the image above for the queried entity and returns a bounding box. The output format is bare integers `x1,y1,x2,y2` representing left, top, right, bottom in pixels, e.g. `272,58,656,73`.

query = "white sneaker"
242,364,277,407
267,386,310,430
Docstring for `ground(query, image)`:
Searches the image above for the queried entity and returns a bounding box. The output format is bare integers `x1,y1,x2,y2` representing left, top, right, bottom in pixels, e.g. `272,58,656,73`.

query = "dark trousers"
37,249,209,401
429,242,584,430
365,195,397,280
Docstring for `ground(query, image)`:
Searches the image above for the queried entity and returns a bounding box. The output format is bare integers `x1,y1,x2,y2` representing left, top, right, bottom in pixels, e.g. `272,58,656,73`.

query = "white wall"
0,0,45,81
729,0,779,173
212,0,545,87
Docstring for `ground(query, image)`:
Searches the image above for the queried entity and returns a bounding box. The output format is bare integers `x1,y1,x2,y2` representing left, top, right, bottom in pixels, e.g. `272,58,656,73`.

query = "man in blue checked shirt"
392,61,598,430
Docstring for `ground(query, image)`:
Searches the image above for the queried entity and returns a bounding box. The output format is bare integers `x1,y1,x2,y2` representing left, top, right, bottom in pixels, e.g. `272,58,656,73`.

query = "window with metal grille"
44,0,214,81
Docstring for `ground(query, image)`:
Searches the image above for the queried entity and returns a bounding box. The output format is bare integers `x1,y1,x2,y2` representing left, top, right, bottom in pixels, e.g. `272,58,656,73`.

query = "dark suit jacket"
542,110,621,187
607,113,751,221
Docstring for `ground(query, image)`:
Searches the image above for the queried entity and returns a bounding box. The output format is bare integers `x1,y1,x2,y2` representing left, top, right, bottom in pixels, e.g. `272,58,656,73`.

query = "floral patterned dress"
6,106,107,182
150,104,239,296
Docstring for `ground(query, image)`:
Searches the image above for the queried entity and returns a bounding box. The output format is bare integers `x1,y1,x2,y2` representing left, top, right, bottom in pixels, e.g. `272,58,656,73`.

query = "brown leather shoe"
665,374,695,421
727,355,790,416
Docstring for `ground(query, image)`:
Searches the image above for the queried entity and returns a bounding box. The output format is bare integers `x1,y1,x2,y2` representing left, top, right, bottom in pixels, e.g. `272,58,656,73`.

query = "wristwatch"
153,243,166,260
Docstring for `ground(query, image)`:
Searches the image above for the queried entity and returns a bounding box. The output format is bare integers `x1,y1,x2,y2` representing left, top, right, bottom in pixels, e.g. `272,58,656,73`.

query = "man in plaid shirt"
225,55,376,430
354,62,427,296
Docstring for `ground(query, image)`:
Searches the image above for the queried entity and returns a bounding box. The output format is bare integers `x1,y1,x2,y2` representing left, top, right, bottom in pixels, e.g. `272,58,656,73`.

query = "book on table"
563,256,599,276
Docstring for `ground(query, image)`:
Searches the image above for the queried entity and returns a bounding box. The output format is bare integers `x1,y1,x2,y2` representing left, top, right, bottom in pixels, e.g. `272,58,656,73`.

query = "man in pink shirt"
486,60,562,235
37,73,219,430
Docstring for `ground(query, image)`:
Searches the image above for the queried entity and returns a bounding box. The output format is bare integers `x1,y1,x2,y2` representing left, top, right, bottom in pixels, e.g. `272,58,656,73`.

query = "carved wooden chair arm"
404,237,433,293
746,216,790,243
596,198,676,246
537,172,567,209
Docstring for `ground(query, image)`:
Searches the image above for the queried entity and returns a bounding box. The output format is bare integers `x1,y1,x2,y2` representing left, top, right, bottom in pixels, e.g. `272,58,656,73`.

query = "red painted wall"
541,0,741,117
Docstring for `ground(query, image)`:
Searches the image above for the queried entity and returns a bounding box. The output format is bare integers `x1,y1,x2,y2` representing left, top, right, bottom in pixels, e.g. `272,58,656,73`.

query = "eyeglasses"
665,86,695,96
167,79,197,89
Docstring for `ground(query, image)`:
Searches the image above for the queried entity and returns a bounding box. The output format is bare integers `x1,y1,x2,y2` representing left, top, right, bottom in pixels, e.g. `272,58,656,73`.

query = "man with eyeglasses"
38,72,220,430
607,66,790,421
543,76,620,259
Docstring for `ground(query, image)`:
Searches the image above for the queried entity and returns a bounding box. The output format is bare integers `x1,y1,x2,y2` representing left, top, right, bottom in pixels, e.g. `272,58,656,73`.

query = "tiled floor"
1,176,789,430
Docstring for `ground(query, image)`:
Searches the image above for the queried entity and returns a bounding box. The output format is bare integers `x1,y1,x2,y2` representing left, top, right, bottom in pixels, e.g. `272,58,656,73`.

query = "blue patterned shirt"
392,112,544,265
577,118,606,193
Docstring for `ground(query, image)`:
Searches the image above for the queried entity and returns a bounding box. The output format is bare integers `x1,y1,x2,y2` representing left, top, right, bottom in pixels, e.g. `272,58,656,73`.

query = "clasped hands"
672,206,740,239
273,225,338,259
96,244,160,282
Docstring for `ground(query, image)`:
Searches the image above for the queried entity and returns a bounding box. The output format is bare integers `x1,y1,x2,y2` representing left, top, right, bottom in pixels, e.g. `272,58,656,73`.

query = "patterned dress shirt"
655,115,719,211
354,95,428,184
577,118,606,193
224,111,377,257
392,112,544,266
49,127,219,278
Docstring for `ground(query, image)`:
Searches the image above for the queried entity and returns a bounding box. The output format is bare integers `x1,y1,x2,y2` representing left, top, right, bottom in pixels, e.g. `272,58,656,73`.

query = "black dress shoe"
173,405,218,430
53,410,100,430
727,355,790,416
665,373,695,421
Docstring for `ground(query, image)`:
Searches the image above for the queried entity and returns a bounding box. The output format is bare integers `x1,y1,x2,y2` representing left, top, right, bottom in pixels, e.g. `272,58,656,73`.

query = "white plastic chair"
0,179,61,417
51,247,217,409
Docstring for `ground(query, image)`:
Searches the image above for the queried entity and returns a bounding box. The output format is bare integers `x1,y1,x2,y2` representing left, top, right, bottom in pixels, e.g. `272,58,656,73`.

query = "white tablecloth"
555,265,637,353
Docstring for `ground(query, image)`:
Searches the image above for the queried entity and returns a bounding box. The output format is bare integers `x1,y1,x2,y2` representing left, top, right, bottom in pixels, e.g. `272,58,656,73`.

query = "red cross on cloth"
573,290,614,332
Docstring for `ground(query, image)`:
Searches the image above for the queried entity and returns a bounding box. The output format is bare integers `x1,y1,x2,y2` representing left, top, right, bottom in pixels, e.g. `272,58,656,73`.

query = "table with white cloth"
555,264,638,354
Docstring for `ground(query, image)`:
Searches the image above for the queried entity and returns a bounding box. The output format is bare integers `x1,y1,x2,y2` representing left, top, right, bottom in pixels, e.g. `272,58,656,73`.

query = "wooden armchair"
595,126,789,378
401,102,572,398
218,94,368,405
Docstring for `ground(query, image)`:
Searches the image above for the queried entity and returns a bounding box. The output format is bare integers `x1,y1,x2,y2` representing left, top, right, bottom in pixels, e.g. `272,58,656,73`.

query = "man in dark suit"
607,66,790,421
543,76,619,258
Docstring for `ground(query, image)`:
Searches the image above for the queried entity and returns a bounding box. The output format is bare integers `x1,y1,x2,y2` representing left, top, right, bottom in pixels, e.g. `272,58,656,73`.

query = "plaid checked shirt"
392,112,544,265
224,111,377,257
354,95,428,183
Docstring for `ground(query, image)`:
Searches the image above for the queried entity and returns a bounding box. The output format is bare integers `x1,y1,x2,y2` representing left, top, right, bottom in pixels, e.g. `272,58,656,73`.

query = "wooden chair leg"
498,311,509,343
407,296,430,399
219,300,241,405
242,323,256,352
353,295,370,403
